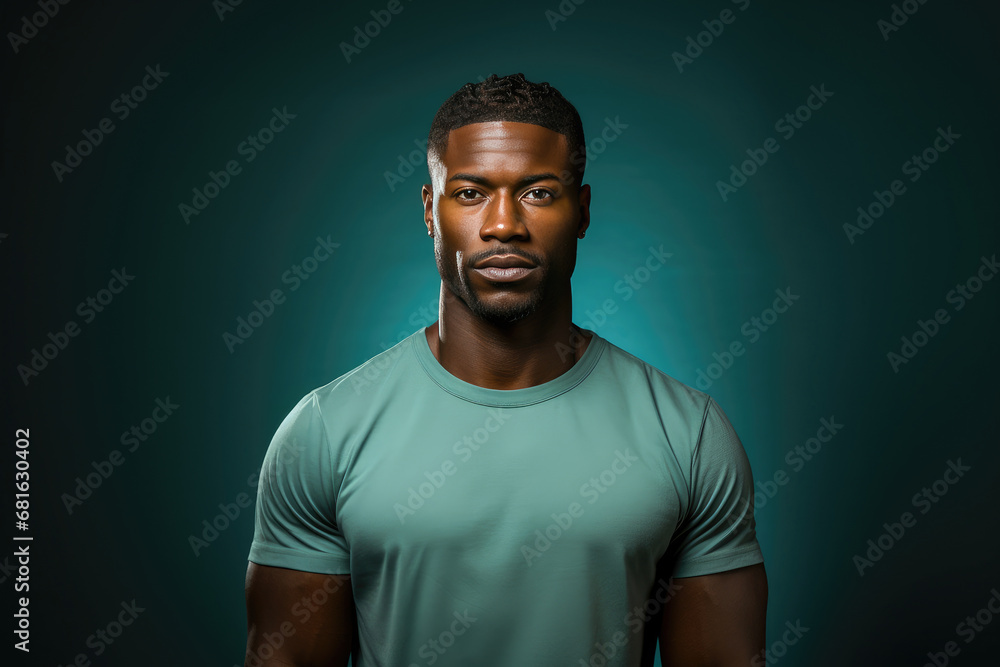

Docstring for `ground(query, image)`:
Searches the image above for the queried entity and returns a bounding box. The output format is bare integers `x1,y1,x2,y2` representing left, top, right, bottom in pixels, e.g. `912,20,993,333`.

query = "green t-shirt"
248,327,763,667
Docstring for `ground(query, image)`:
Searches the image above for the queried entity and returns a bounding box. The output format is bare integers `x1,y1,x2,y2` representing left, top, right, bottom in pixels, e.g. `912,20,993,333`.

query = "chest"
337,402,684,575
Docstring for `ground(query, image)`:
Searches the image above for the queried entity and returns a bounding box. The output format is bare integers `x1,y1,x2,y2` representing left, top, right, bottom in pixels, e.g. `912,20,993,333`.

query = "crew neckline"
411,326,606,407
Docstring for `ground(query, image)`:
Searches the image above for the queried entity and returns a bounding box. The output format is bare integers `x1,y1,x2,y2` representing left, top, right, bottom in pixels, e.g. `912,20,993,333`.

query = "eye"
456,188,482,201
523,188,553,201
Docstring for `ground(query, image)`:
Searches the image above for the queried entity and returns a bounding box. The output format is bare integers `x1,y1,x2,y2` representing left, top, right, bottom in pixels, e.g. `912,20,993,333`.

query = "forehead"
439,121,570,173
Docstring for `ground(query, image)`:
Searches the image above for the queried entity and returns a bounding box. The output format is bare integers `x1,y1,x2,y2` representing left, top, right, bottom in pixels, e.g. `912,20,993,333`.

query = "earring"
579,231,586,238
427,229,433,237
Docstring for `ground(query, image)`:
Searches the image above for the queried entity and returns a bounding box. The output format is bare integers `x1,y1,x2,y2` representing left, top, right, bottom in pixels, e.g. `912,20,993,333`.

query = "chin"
469,292,542,326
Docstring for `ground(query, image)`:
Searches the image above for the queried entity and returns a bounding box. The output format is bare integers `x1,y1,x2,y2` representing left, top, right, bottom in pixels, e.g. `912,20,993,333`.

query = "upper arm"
245,394,356,665
249,393,351,574
658,397,767,664
658,563,767,666
666,397,763,577
244,562,357,667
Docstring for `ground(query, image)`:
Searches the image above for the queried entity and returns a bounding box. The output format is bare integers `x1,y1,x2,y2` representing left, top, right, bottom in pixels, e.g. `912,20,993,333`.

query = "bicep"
658,563,767,667
245,562,357,667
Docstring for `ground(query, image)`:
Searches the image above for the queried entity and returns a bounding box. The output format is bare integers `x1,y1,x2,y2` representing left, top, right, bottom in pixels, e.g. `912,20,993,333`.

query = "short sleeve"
248,393,351,574
665,397,764,578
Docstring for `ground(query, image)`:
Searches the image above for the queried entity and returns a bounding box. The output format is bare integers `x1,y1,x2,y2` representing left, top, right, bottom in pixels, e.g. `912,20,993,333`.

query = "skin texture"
659,563,768,666
245,120,767,665
244,565,355,667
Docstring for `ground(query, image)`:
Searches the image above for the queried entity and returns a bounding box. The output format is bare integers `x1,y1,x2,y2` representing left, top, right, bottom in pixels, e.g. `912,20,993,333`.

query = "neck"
425,283,591,390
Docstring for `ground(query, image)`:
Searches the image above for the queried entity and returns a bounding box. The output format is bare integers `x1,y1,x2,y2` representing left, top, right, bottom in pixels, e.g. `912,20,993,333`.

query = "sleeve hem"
248,541,351,575
670,543,764,578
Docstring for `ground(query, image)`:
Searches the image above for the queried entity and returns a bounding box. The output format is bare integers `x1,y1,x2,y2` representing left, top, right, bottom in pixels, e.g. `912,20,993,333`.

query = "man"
245,73,767,667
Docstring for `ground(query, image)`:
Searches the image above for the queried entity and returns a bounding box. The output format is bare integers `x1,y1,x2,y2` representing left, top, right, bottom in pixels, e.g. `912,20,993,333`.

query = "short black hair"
427,73,587,187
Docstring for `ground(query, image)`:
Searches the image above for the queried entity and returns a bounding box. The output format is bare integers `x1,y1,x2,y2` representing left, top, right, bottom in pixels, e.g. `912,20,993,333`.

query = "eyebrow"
447,172,562,189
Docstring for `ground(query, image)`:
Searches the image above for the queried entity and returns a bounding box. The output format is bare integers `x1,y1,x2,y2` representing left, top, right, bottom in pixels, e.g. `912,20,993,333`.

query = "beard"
436,246,549,326
460,278,545,325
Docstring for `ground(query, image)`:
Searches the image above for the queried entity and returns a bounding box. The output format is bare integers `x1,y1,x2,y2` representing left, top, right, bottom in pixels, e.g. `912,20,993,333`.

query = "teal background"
3,0,999,664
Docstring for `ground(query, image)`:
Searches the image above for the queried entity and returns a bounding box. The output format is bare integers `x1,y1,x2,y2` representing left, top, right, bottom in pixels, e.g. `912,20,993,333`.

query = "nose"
480,191,528,242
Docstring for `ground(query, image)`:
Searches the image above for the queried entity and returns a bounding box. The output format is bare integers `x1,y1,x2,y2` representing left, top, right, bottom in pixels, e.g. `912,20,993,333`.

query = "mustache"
468,248,543,267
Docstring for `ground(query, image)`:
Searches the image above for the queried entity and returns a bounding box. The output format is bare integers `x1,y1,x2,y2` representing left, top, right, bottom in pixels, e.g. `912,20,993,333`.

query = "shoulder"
595,335,713,423
308,330,417,412
590,335,746,478
585,337,749,516
273,331,419,446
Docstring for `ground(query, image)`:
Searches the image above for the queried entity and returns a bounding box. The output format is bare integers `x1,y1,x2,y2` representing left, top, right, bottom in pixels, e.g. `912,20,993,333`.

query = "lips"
471,254,537,283
474,254,535,269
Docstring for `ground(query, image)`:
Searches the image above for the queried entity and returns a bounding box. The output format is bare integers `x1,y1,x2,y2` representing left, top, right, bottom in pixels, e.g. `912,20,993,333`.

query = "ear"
421,184,434,235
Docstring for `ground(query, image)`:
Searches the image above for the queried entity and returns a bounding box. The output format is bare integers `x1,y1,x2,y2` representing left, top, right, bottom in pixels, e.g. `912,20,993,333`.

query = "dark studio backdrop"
3,0,999,665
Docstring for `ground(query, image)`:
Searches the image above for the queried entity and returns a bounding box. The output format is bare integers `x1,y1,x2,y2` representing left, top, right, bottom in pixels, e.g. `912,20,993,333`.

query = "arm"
245,393,356,665
244,562,357,667
659,396,767,665
659,563,767,666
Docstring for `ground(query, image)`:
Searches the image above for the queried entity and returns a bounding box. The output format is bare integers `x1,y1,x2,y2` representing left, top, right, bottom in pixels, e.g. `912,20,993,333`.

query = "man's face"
422,121,591,326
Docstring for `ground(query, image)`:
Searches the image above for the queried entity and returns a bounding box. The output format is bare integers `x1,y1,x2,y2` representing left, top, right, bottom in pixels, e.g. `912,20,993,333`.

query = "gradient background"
3,0,999,665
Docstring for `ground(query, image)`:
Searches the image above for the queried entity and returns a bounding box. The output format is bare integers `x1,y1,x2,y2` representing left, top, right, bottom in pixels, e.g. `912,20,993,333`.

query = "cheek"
432,230,466,276
552,247,577,275
538,227,578,261
439,219,478,255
